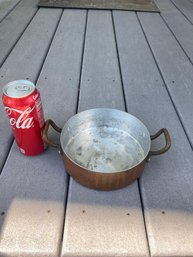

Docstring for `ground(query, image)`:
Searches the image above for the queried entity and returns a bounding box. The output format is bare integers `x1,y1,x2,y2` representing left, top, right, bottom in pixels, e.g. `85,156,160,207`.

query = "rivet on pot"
58,149,62,155
146,157,151,162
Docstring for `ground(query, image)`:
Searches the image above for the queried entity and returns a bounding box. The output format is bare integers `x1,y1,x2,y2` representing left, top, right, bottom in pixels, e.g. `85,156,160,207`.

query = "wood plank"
78,12,125,112
0,0,20,22
0,0,38,66
38,0,160,12
0,145,67,257
155,0,193,63
113,10,193,256
171,0,193,24
61,10,149,257
38,9,87,126
0,8,62,256
0,8,86,257
0,8,62,173
137,11,193,149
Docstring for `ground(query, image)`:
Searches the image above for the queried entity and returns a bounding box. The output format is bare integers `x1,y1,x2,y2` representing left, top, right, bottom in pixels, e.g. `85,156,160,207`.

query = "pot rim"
60,108,151,173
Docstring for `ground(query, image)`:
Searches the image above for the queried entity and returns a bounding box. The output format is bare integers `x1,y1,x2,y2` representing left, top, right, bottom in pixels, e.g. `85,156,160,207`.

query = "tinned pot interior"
60,108,151,174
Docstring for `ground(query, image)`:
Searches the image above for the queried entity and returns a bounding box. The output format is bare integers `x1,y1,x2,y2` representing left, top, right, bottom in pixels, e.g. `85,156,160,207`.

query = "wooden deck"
0,0,193,256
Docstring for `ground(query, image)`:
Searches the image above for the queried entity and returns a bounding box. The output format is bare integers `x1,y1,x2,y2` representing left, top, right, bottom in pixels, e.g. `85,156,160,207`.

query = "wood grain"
61,10,149,257
0,0,20,22
113,10,193,256
0,0,38,66
0,8,63,256
38,0,160,12
138,11,193,149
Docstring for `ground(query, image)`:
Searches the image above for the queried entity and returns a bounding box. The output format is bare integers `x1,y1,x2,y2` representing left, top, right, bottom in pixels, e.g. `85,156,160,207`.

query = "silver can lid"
3,80,35,98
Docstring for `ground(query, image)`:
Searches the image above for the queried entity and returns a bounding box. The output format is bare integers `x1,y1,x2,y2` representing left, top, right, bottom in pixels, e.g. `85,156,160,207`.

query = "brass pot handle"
42,119,62,150
149,128,171,156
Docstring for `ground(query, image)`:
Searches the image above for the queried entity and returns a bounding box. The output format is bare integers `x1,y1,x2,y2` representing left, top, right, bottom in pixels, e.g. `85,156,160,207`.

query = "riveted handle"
42,119,62,150
149,128,171,156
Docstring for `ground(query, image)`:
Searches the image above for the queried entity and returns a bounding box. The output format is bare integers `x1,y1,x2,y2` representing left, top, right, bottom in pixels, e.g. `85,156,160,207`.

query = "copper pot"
42,108,171,191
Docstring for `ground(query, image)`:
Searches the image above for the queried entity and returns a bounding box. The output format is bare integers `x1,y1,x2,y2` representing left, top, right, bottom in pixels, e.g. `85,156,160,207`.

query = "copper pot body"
42,108,171,191
63,152,146,190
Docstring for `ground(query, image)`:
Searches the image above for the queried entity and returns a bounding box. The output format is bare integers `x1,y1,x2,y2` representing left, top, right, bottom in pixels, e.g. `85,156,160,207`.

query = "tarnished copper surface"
64,152,146,190
42,109,171,191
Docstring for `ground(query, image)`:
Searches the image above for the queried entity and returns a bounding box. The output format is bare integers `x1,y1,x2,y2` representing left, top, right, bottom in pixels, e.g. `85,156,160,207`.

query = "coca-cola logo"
5,106,35,129
32,94,39,101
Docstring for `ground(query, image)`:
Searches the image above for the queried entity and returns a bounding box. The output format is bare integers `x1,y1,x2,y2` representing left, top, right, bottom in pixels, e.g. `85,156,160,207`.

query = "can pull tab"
15,85,31,91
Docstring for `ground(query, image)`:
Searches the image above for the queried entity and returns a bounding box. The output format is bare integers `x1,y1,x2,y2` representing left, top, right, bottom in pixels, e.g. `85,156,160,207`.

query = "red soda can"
2,80,45,156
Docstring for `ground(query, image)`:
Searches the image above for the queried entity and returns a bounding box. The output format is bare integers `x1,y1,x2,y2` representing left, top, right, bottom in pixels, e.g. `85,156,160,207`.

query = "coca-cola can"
2,80,45,156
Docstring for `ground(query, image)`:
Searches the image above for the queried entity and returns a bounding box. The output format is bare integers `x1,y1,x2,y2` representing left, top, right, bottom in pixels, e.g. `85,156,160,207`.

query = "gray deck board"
78,11,125,112
0,0,38,66
0,7,69,257
114,9,193,254
38,9,87,126
0,144,67,257
138,11,193,149
0,8,62,173
113,10,193,256
61,10,149,257
0,0,20,22
1,0,193,256
172,0,193,24
0,8,87,257
156,0,193,63
38,0,160,12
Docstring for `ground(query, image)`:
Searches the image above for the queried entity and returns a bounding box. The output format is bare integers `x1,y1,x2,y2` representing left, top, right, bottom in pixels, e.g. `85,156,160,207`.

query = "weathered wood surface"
0,0,20,22
0,8,62,173
114,10,193,256
172,0,193,24
1,0,193,256
137,11,193,149
0,144,67,257
0,8,87,257
38,0,160,12
38,9,87,126
0,8,63,256
156,0,193,63
0,0,38,66
61,10,149,257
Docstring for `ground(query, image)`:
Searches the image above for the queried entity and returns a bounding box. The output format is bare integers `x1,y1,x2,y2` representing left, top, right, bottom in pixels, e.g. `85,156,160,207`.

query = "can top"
3,80,35,98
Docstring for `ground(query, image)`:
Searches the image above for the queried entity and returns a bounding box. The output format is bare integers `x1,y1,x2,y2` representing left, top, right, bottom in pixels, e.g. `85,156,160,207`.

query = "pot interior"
61,108,151,173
